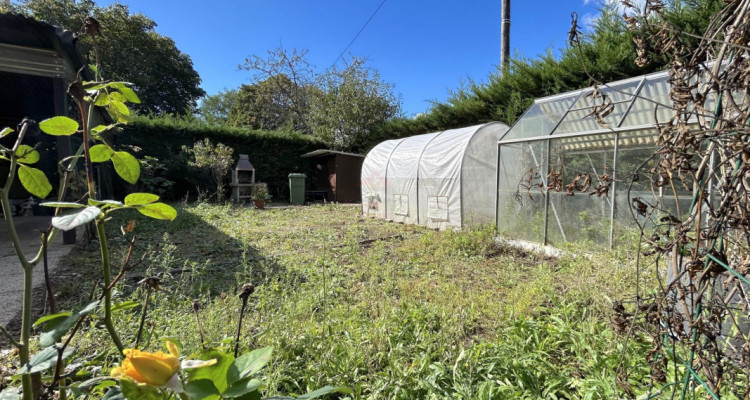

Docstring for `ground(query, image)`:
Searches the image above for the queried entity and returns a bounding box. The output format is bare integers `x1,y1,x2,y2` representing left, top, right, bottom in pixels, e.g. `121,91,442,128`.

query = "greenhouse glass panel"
553,80,641,134
621,75,672,127
553,103,631,134
496,66,730,248
497,141,547,243
612,130,660,245
501,93,579,141
546,133,615,247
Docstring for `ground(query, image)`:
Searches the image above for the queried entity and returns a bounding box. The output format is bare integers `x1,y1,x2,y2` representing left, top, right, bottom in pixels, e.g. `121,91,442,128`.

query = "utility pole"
500,0,510,70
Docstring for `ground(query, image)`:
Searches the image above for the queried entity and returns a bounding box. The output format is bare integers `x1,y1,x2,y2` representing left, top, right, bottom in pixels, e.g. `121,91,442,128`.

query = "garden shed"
496,69,700,248
300,149,364,203
0,13,113,200
0,13,84,201
361,122,509,229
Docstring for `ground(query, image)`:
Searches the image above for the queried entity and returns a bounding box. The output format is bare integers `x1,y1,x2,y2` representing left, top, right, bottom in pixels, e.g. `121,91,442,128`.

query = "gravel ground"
0,216,74,332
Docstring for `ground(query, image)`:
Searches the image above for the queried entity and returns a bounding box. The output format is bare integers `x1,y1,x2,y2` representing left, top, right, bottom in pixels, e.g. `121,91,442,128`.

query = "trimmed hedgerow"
112,115,326,200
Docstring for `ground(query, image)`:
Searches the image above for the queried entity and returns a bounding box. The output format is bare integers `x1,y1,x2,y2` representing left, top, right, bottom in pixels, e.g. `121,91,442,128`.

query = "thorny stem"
72,84,124,354
235,297,248,358
97,219,124,353
50,314,87,400
235,283,254,357
134,285,152,348
42,231,56,314
192,301,206,350
0,325,21,348
1,122,36,400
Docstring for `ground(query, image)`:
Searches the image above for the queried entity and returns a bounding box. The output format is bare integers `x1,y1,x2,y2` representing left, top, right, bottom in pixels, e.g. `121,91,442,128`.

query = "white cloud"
609,0,645,15
578,0,645,31
580,12,600,32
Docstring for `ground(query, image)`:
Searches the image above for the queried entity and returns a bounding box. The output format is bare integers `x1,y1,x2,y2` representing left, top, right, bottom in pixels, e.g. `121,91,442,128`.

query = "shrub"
114,115,326,200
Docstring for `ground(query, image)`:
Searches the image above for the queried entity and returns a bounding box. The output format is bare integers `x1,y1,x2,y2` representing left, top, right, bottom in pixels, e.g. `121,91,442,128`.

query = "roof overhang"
0,43,65,78
301,149,365,158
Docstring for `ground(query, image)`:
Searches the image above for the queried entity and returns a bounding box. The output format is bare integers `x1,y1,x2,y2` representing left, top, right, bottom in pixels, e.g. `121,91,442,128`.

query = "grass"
3,202,658,399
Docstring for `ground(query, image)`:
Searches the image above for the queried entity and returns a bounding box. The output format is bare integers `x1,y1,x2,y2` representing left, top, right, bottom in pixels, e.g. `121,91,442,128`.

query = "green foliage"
47,203,656,399
308,57,400,152
38,300,100,346
119,380,161,400
16,164,51,198
135,202,177,220
38,116,79,136
51,206,101,231
227,76,310,132
14,345,77,375
111,150,141,185
90,144,115,162
251,183,271,202
200,89,240,126
8,0,205,114
237,47,315,134
233,47,400,151
117,115,325,200
183,138,235,202
138,156,176,197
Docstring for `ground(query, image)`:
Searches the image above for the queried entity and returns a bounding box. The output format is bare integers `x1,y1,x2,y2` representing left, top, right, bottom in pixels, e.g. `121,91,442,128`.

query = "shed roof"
300,149,365,158
0,13,88,79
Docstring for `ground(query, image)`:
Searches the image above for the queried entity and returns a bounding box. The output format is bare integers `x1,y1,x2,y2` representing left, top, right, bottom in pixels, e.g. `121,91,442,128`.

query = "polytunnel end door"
426,196,449,222
392,194,410,221
363,192,382,215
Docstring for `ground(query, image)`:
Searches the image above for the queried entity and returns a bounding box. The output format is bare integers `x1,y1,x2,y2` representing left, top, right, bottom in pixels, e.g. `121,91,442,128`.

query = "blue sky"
98,0,605,116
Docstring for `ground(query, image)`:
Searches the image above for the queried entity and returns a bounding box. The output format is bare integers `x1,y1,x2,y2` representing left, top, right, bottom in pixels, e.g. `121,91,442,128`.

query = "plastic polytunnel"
361,122,509,229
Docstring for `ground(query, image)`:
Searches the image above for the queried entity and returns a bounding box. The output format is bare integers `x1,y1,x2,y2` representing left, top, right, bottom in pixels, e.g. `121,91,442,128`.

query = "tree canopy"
2,0,206,115
308,57,400,152
227,74,311,132
198,88,238,126
199,47,401,152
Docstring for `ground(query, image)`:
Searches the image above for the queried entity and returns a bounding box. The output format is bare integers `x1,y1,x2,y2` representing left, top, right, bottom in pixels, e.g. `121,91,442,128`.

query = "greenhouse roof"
500,68,711,144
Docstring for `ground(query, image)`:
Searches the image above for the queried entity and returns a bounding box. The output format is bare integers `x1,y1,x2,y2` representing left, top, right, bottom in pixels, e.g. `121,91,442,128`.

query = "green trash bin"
288,173,306,205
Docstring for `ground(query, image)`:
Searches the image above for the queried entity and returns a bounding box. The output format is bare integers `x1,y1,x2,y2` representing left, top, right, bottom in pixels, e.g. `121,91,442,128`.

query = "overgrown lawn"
13,203,656,399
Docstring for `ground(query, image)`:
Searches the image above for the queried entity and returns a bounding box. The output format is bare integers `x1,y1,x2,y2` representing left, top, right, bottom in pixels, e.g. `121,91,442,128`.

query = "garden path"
0,216,73,331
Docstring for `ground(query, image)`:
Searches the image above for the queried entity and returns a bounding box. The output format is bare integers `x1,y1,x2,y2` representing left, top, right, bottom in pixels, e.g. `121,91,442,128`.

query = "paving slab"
0,216,74,329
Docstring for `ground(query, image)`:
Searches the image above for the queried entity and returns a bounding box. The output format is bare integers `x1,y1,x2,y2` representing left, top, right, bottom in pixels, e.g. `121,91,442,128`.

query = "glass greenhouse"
497,69,699,248
362,122,509,230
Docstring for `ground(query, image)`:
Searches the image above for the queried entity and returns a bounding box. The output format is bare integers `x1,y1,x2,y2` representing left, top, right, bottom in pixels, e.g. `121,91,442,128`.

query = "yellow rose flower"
111,342,181,386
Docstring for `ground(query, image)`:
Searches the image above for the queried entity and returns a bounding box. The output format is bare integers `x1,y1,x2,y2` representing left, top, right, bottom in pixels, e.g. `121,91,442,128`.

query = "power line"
330,0,387,69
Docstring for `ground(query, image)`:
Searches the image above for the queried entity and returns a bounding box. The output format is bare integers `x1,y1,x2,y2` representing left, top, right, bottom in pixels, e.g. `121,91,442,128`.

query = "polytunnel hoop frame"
365,122,508,229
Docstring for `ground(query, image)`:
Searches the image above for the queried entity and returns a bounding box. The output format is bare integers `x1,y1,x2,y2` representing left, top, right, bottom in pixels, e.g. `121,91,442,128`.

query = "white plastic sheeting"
361,122,509,229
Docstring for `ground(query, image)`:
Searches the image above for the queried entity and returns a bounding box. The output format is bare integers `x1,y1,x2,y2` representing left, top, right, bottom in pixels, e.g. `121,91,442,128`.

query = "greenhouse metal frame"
497,69,701,248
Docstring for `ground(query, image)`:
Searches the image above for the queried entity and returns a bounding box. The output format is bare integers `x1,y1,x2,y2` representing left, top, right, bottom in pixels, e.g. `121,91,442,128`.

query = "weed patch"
5,203,658,398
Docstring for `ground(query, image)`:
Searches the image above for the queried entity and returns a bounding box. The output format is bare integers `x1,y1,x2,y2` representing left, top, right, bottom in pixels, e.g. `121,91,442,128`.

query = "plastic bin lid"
288,173,307,178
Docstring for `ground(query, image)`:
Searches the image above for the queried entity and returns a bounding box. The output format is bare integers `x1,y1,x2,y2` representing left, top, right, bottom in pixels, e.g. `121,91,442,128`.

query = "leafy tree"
238,47,314,133
199,88,239,126
308,57,400,152
227,74,310,131
4,0,205,114
182,138,234,201
236,47,400,151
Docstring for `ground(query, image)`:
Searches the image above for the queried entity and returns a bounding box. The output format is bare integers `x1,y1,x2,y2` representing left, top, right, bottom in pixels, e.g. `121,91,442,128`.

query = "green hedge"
113,115,327,201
